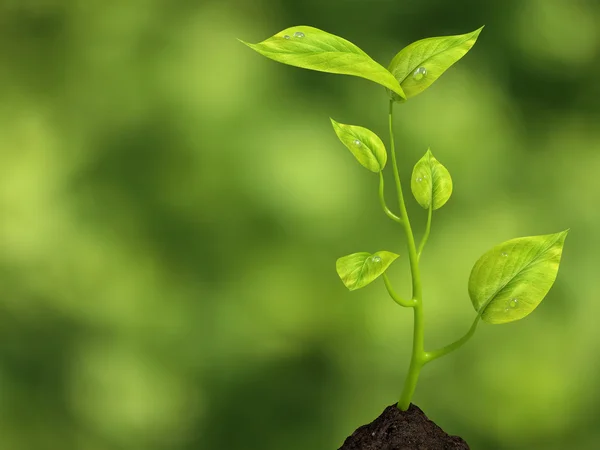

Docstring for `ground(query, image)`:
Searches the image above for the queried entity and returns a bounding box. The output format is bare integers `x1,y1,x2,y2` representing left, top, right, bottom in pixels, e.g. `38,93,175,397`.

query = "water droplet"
412,67,427,81
283,35,290,40
372,256,382,263
416,177,423,182
294,31,305,38
509,298,518,308
353,139,361,146
501,252,508,257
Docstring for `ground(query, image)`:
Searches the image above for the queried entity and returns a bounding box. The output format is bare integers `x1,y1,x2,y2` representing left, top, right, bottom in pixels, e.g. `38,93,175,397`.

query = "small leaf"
411,149,452,210
240,26,406,100
387,26,483,101
468,231,569,324
331,119,387,172
336,251,399,291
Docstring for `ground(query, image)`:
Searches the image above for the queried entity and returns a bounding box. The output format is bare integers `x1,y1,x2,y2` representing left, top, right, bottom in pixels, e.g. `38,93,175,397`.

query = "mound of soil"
338,403,469,450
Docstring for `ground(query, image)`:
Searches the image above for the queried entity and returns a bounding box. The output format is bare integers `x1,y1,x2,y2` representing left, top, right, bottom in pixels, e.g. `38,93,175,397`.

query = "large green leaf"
330,119,387,172
240,26,406,100
468,231,568,324
388,26,483,101
411,149,452,210
336,251,399,291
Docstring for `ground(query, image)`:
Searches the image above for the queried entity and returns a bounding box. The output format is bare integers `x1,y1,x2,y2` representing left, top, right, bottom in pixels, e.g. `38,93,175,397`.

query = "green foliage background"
0,1,598,449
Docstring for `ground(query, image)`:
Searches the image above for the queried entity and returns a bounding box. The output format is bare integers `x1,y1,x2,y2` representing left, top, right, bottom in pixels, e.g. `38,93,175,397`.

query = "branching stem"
388,100,426,410
387,99,480,410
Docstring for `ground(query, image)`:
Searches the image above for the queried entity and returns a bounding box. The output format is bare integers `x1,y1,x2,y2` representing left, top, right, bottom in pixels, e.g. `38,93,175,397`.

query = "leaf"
468,231,569,324
240,26,406,100
330,119,387,172
387,26,483,101
411,149,452,210
336,251,399,291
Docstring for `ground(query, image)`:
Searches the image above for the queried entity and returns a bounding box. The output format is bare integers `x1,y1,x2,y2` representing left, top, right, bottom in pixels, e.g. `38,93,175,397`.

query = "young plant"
240,26,568,411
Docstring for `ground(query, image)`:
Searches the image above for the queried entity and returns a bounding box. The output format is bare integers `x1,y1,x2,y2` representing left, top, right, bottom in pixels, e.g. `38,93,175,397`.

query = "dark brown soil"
338,403,469,450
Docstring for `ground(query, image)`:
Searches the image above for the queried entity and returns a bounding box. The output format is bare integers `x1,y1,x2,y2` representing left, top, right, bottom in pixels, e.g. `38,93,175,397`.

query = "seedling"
240,26,568,411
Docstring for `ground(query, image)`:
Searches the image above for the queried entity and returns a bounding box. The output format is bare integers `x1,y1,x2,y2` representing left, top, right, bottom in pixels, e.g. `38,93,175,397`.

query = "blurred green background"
0,0,598,449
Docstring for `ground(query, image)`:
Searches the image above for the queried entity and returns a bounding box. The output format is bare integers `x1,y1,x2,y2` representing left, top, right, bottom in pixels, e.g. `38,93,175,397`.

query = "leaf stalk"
417,204,432,261
378,171,403,224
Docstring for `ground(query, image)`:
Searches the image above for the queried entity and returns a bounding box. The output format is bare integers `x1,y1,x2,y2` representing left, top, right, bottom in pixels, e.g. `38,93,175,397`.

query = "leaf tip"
382,251,400,262
330,118,343,136
469,26,485,42
237,38,257,50
395,86,407,101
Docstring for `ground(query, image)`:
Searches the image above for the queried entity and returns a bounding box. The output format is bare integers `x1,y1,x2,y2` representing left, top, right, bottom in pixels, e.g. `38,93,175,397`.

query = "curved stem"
388,100,425,411
425,313,482,364
417,204,432,261
378,172,402,224
383,273,415,307
388,102,421,300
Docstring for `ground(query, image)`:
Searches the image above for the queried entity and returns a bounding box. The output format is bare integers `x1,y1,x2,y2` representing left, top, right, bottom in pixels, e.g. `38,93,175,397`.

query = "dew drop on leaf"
416,177,423,182
294,31,305,38
372,256,382,263
283,35,290,40
509,298,518,308
412,66,427,81
353,139,361,146
501,252,508,257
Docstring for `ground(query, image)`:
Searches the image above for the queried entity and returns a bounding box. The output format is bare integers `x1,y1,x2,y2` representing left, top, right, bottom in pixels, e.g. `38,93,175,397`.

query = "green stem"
398,302,426,410
425,313,482,363
388,99,425,411
378,172,402,224
417,204,432,261
388,101,421,299
383,273,415,307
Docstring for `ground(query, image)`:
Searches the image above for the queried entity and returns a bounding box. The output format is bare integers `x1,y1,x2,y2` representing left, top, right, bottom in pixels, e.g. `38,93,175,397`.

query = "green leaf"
330,119,387,172
387,26,483,101
336,251,399,291
240,26,406,100
411,149,452,210
468,231,569,324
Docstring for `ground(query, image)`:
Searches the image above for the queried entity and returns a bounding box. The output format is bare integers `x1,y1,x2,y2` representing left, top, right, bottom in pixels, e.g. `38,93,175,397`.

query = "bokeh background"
1,0,599,449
